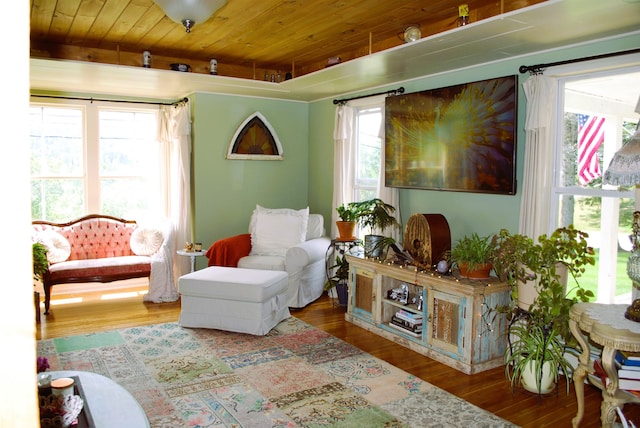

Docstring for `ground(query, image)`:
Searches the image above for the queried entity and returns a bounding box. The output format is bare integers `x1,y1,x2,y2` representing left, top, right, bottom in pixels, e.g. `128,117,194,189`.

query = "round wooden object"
403,213,451,268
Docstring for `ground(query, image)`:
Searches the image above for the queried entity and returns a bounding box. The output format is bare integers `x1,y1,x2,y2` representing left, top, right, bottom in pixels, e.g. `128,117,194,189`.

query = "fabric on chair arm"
237,255,285,271
206,234,252,267
286,237,332,271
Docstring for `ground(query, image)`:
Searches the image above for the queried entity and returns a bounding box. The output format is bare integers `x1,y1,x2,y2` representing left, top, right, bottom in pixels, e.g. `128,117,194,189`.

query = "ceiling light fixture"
154,0,227,33
403,25,422,43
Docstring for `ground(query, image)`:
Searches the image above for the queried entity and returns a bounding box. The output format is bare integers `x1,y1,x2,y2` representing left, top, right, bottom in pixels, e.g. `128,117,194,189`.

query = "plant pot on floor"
517,263,568,311
521,359,556,394
336,282,348,306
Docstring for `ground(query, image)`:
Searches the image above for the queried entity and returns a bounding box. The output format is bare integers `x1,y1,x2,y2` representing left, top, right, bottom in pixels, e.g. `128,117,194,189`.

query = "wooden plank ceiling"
30,0,545,81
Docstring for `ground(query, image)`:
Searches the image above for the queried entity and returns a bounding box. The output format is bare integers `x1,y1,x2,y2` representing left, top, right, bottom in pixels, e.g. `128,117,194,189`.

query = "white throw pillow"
36,230,71,263
130,227,164,256
249,205,309,257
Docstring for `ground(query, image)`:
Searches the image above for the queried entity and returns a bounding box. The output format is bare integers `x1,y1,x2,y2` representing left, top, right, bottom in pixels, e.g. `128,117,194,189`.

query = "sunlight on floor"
49,297,83,306
101,290,148,300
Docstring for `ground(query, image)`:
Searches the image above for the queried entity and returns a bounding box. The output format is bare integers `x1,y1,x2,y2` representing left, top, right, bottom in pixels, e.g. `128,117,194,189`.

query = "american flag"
577,114,605,185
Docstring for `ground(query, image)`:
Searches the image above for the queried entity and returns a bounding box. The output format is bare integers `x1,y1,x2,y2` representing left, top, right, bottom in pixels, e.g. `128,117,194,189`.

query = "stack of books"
389,309,422,337
593,350,640,392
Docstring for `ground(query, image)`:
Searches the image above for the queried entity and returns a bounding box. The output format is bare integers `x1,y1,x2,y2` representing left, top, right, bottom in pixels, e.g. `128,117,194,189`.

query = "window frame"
29,97,162,220
549,65,638,303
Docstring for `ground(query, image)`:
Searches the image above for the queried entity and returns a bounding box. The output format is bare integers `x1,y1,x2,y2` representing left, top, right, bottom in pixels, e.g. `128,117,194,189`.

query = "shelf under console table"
344,255,510,374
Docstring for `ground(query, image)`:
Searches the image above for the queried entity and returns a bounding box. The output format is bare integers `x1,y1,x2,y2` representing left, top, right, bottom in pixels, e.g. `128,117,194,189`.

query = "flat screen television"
384,75,517,195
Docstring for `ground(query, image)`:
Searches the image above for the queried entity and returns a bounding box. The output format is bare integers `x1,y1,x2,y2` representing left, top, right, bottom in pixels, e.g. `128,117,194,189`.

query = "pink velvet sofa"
32,214,174,314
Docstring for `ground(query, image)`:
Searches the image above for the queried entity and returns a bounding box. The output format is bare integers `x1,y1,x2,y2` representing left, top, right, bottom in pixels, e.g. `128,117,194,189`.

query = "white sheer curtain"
519,74,558,238
149,100,192,301
331,104,356,238
331,97,401,242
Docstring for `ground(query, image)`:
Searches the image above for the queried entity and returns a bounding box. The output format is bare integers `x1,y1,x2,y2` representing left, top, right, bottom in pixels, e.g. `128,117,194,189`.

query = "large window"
354,106,383,202
553,68,639,303
30,99,162,222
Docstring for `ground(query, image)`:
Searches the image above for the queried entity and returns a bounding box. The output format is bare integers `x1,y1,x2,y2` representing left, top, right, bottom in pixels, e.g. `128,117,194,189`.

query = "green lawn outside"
567,248,631,300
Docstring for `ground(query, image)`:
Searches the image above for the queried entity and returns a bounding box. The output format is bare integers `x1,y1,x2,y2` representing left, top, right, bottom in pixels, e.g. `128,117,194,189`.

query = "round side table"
177,250,206,272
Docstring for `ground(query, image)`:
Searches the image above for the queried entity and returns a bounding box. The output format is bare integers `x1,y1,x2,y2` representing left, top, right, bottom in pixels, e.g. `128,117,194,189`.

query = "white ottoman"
178,266,290,335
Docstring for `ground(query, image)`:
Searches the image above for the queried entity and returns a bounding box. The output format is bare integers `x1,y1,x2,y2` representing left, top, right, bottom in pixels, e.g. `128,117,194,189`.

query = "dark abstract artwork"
385,75,517,194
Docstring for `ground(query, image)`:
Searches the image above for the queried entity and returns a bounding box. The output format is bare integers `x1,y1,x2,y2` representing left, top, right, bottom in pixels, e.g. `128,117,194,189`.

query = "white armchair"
205,207,331,308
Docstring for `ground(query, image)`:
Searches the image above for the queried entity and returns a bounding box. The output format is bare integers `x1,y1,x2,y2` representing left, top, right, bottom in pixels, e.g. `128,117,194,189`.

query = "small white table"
570,303,640,427
49,370,149,427
177,249,206,272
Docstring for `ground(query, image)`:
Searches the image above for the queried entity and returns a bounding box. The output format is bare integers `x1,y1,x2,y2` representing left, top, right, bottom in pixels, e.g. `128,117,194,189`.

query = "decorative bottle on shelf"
143,50,151,68
457,4,470,26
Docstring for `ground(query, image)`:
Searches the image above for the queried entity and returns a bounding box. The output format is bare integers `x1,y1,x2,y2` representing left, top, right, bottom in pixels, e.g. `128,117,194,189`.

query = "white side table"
177,250,206,272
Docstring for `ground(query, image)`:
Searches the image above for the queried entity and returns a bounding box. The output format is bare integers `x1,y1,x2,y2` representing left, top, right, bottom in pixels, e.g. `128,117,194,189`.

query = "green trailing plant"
32,242,49,283
324,255,350,291
493,225,596,395
505,312,574,395
491,225,595,340
449,233,495,271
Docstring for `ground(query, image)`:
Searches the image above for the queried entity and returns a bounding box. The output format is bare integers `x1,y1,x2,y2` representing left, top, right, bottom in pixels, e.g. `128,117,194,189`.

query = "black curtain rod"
30,94,189,106
519,48,640,74
333,86,405,105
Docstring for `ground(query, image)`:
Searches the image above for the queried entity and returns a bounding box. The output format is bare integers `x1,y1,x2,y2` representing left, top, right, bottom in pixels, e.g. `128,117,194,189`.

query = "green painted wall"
190,93,309,258
308,34,639,245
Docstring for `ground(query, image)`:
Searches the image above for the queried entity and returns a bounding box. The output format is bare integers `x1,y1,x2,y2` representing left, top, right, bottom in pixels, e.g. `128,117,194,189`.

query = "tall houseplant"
494,225,595,395
350,198,400,259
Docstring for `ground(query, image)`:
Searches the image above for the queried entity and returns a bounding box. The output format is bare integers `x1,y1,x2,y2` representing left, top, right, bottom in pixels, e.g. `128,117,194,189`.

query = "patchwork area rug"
37,318,517,427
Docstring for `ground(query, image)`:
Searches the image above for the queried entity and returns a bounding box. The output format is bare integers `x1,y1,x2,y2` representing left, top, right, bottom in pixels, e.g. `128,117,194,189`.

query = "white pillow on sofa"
249,205,309,257
130,227,164,256
36,230,71,263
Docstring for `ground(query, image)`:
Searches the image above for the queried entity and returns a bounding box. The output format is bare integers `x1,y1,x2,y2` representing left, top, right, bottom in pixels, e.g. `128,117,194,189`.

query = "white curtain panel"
519,74,558,239
331,104,356,238
158,102,192,284
331,96,401,242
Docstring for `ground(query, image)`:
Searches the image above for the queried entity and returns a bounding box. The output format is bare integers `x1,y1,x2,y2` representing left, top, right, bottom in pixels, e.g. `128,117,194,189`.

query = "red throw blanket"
205,233,252,267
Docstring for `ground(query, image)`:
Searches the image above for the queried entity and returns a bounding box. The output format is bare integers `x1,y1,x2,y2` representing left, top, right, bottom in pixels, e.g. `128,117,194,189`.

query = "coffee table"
49,370,149,427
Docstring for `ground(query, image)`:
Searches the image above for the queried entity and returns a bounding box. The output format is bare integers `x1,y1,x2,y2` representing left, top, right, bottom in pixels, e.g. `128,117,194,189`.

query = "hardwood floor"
36,283,637,427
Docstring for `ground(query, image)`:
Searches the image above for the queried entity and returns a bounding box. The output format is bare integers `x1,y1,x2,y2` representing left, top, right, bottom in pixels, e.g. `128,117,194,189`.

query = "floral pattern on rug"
37,318,518,428
272,382,407,427
321,354,434,404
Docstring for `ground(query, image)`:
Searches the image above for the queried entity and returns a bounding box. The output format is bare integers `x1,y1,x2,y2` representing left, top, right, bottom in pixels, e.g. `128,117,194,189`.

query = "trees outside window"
553,69,639,302
30,99,162,222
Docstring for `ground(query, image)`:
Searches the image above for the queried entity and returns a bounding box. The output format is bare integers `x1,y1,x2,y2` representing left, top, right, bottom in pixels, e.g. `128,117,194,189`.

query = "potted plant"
495,225,596,395
324,254,350,305
350,198,400,259
33,242,49,322
33,242,49,283
449,232,495,279
335,203,360,241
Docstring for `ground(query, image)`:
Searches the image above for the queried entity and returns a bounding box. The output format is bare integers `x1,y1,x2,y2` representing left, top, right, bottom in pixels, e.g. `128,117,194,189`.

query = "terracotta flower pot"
458,262,492,279
336,221,357,240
